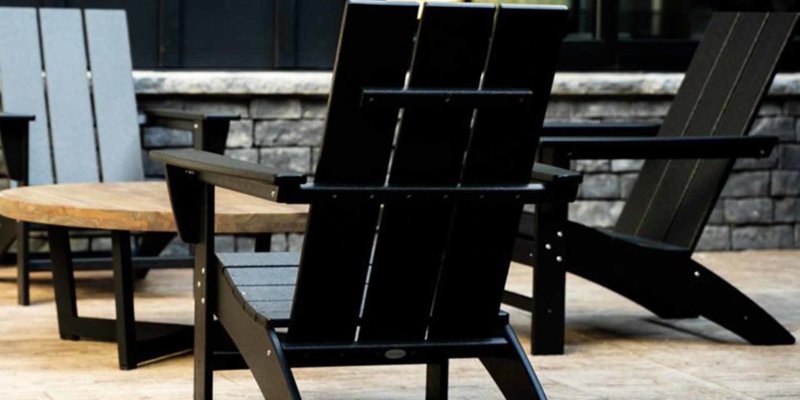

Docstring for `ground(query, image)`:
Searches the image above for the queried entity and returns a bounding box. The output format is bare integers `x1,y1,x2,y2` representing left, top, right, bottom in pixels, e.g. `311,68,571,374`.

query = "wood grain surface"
0,181,308,234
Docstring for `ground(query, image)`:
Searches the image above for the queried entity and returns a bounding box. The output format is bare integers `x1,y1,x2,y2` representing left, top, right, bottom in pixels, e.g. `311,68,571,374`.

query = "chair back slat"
358,3,496,341
615,12,796,249
0,8,53,185
429,5,568,339
663,13,799,247
85,9,144,182
40,8,100,183
286,1,419,343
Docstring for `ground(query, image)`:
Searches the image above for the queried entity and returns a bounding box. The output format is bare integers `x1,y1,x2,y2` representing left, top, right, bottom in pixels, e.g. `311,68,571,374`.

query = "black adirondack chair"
506,12,799,355
0,7,236,305
152,1,579,398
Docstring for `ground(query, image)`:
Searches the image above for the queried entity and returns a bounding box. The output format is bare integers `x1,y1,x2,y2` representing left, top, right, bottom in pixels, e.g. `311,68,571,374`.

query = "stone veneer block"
578,174,620,199
772,171,800,196
696,225,731,251
301,99,328,119
250,98,302,119
775,199,800,223
724,198,773,224
183,99,250,118
780,144,800,170
254,119,324,147
749,117,796,142
226,120,254,148
574,160,610,172
225,149,258,164
569,201,625,228
732,226,794,250
720,171,770,198
258,147,312,174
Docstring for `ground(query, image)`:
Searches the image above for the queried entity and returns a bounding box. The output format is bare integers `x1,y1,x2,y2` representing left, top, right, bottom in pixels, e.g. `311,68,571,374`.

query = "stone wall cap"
133,70,800,97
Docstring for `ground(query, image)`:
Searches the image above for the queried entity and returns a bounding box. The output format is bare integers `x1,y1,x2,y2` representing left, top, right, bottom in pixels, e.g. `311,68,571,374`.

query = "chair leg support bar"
687,259,795,345
215,269,300,400
480,324,547,400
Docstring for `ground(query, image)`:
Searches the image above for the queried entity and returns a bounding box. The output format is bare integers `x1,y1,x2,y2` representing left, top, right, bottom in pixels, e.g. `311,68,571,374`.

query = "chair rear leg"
481,324,547,400
0,216,16,260
687,259,795,345
426,359,448,400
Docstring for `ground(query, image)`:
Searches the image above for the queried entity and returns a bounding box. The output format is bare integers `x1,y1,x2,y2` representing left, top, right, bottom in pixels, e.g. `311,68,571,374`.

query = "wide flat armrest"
0,113,35,122
151,149,306,186
143,109,239,125
542,122,661,137
540,135,777,160
144,108,241,154
0,114,35,182
531,163,582,186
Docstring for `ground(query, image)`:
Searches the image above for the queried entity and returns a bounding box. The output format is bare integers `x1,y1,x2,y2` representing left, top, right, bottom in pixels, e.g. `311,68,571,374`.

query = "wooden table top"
0,181,308,234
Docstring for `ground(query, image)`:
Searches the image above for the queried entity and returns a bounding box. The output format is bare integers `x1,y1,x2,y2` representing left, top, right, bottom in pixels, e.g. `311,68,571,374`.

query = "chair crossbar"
361,88,534,108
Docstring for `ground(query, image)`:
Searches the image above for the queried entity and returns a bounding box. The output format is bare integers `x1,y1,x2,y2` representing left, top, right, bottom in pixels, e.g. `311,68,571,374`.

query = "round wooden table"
0,181,308,369
0,181,308,233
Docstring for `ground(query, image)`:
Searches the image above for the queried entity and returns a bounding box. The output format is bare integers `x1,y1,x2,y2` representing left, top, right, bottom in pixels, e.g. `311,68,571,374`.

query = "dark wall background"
0,0,796,71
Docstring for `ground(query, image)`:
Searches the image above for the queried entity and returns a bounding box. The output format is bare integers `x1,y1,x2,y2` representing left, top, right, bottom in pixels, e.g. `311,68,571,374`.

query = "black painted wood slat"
615,13,791,249
358,3,496,341
286,1,419,343
429,5,569,339
664,13,799,248
615,13,738,235
633,13,766,241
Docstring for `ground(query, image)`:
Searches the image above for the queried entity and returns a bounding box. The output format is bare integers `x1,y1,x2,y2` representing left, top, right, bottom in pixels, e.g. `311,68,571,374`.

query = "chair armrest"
0,114,35,182
542,122,661,137
143,108,241,154
540,136,777,160
150,149,307,191
531,163,582,186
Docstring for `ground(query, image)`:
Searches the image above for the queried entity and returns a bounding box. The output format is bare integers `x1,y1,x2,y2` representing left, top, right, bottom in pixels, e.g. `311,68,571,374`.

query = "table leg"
16,221,30,306
48,225,80,340
48,226,192,370
112,231,137,370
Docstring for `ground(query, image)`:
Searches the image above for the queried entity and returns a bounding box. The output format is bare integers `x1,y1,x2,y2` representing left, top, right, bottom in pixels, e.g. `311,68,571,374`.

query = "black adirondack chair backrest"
286,0,567,344
0,8,143,185
615,12,798,250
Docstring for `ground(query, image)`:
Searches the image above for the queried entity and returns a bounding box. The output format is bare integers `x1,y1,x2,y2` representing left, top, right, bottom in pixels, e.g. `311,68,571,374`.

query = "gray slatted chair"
152,2,579,398
0,7,237,305
506,12,798,355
